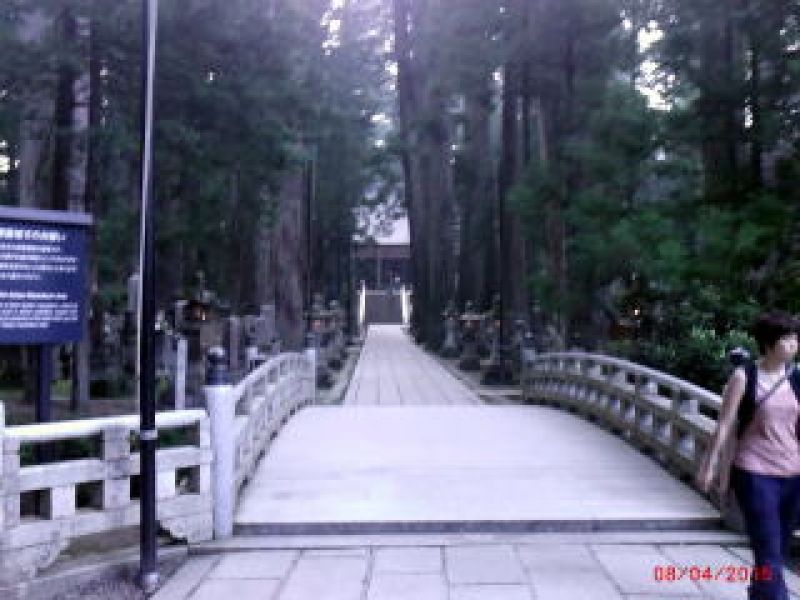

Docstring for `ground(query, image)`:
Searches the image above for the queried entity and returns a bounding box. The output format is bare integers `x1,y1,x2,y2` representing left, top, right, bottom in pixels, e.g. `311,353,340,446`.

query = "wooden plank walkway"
344,325,479,405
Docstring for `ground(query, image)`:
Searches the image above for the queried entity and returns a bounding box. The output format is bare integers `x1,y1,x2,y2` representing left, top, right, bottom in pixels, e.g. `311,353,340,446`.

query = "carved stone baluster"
673,389,698,457
0,403,8,531
637,379,658,435
2,434,20,531
103,425,131,510
1,427,27,585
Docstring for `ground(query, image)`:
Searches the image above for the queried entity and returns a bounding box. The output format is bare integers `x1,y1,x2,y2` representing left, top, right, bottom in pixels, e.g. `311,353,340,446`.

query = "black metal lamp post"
137,0,159,592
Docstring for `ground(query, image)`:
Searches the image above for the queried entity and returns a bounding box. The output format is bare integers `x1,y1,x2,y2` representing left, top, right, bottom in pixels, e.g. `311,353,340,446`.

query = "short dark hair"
751,311,799,354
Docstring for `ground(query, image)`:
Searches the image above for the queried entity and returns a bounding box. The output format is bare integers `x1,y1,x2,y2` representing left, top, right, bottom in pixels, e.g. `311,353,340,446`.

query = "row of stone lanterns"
307,293,349,388
441,298,537,385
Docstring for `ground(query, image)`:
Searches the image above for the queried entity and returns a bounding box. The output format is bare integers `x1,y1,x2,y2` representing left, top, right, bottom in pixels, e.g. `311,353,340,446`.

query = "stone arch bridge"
3,324,799,599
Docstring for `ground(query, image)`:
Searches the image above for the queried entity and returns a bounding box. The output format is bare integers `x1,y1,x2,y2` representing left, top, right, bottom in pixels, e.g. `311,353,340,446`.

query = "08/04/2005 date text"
654,565,772,583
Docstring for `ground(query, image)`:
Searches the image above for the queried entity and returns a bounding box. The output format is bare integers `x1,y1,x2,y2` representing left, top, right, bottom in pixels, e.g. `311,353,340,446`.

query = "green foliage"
2,0,389,312
610,326,755,392
501,0,800,389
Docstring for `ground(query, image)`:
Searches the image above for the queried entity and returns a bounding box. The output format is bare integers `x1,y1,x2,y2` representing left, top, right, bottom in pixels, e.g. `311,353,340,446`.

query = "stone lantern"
179,272,223,405
458,301,482,371
310,293,333,387
328,300,346,369
440,300,460,358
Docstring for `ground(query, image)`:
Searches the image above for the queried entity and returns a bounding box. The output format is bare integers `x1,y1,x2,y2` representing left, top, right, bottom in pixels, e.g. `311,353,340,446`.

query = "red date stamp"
654,565,772,583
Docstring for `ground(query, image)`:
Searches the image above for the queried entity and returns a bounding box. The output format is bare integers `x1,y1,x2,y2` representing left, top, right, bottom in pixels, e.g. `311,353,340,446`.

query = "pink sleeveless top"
734,381,800,477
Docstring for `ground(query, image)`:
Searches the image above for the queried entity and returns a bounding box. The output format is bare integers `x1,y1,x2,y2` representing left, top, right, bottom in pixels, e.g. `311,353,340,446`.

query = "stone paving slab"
518,545,626,600
449,584,533,600
367,573,447,600
152,555,218,600
206,550,297,579
190,579,282,600
445,545,527,584
155,542,800,599
373,547,442,573
529,569,625,600
278,555,368,600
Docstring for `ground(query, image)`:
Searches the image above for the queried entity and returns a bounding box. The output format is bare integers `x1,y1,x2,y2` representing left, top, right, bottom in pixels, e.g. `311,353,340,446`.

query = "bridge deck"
234,325,718,534
158,325,800,600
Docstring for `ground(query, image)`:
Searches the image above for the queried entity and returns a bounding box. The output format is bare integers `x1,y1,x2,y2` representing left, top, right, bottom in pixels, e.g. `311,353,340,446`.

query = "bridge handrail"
204,349,315,538
522,352,721,500
6,409,207,443
0,403,212,585
0,349,315,586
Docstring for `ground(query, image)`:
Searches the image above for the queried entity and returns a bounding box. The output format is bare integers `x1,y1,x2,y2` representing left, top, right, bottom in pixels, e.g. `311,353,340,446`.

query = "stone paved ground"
154,534,800,599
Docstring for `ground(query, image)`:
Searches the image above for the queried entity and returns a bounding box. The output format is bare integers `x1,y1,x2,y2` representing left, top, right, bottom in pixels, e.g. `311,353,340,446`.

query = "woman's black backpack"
735,359,800,437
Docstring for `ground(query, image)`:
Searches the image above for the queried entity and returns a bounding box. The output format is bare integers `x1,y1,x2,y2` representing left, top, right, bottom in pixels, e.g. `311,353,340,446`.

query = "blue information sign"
0,207,92,345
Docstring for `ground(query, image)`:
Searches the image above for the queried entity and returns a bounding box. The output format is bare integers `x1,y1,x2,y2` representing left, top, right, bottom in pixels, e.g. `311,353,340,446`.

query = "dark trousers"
731,466,800,600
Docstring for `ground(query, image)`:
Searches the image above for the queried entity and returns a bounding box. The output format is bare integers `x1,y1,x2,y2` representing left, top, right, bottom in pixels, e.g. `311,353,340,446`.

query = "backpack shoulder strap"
736,361,757,437
789,364,800,401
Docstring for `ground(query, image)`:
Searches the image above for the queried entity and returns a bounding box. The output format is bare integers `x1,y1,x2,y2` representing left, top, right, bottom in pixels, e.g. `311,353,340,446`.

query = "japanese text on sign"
0,217,88,344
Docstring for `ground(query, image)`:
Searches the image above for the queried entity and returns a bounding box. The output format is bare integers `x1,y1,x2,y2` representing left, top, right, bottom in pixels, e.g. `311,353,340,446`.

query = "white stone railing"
0,404,212,586
522,352,720,494
400,285,411,326
0,349,315,587
204,350,315,538
358,282,367,333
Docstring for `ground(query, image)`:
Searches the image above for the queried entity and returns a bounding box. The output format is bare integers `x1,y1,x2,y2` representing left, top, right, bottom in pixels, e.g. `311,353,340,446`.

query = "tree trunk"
393,0,429,341
16,8,53,408
700,5,744,200
272,169,308,350
18,8,53,209
747,23,763,188
499,58,528,326
458,89,491,309
85,7,104,410
72,13,92,411
421,86,455,348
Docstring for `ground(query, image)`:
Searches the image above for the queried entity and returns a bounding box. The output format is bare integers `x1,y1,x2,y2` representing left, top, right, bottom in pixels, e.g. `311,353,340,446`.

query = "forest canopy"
2,0,799,389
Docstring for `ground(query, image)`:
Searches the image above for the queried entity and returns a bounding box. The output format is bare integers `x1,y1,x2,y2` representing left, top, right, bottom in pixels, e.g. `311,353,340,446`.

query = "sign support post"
36,344,52,424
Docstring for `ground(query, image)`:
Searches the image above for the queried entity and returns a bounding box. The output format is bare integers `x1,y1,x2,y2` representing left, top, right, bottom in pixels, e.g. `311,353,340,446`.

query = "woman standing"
696,311,800,600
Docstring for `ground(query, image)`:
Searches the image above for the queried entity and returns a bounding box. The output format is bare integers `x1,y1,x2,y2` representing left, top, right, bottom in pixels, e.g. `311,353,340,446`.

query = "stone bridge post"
304,340,317,403
0,402,26,586
204,349,235,539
